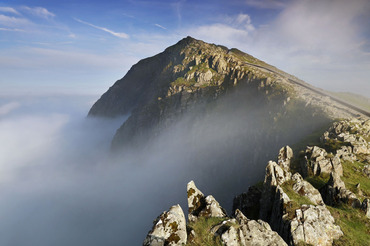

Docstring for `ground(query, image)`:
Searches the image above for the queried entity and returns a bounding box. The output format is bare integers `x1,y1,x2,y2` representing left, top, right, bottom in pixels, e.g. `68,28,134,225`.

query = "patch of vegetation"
323,139,351,153
305,172,330,190
186,217,226,246
282,181,314,220
328,204,370,246
341,160,370,197
171,77,196,87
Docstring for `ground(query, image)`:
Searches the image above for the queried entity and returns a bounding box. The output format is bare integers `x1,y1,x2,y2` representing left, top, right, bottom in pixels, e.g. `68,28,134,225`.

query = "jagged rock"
336,146,356,162
260,161,291,220
361,198,370,219
199,195,227,218
232,185,262,219
301,146,343,177
277,145,293,172
187,180,226,222
291,173,325,205
218,210,287,246
290,205,343,246
143,204,187,246
320,171,361,207
264,161,290,187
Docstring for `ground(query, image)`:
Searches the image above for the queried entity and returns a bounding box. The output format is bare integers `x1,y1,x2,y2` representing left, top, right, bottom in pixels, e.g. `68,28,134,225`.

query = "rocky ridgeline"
143,118,370,245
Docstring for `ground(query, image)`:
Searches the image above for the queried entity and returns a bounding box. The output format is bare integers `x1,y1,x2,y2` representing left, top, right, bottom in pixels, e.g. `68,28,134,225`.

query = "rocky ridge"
143,118,370,245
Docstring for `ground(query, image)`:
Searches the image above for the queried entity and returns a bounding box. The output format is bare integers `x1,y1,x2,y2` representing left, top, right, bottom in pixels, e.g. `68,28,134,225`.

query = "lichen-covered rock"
218,210,287,246
187,180,226,221
143,204,187,246
290,205,343,246
320,171,361,208
291,173,324,205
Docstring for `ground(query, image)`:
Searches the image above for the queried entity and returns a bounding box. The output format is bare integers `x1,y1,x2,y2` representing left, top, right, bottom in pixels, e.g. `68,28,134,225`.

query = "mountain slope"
89,37,364,150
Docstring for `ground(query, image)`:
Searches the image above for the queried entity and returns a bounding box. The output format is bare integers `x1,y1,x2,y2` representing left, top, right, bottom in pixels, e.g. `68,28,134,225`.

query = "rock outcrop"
187,180,227,222
320,171,361,208
301,146,343,177
257,146,343,245
143,205,187,246
217,209,287,246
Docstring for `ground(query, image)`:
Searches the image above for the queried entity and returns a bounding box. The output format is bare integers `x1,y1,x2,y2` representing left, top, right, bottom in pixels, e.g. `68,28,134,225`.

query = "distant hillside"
328,92,370,112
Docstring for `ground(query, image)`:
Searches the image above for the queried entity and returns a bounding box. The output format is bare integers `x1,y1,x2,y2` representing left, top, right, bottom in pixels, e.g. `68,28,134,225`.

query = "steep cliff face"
89,37,362,150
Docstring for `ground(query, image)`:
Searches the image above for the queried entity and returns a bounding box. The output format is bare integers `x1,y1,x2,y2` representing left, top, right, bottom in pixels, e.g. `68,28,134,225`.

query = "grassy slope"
328,92,370,112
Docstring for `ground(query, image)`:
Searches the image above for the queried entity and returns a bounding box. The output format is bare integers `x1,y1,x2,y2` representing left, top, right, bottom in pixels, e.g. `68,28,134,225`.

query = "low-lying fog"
0,90,328,245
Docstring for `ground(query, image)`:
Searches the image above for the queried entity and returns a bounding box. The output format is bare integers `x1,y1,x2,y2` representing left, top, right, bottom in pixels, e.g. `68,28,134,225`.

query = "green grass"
281,180,315,220
341,160,370,197
328,204,370,246
186,217,226,246
305,172,330,190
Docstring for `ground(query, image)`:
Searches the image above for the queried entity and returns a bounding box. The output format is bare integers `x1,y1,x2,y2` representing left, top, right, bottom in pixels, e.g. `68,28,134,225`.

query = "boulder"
217,210,287,246
143,204,187,246
290,205,343,246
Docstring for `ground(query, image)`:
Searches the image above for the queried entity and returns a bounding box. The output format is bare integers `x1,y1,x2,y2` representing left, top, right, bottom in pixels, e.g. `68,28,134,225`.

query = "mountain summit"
89,36,365,149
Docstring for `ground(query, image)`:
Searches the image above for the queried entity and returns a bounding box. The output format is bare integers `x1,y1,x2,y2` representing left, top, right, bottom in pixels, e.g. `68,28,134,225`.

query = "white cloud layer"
74,18,129,39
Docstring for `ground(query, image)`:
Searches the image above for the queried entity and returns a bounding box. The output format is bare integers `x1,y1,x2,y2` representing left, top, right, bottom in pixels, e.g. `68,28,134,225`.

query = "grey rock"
143,204,187,246
290,205,343,246
277,145,293,172
291,173,325,205
218,210,287,246
187,180,226,222
320,171,361,207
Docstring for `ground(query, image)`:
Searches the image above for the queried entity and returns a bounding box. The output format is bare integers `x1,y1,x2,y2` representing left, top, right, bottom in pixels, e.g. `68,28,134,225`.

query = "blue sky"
0,0,369,96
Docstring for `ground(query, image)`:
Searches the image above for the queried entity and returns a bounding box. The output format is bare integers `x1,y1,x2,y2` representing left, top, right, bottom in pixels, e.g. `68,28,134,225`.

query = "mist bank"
0,89,332,245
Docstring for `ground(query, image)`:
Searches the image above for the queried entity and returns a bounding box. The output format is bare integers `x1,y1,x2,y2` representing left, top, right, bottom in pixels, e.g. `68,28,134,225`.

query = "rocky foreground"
143,118,370,245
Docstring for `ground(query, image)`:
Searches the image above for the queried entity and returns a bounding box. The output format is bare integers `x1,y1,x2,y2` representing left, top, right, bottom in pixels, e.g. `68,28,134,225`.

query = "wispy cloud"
0,102,20,117
0,27,25,32
154,23,167,30
22,6,55,19
0,14,30,27
74,18,129,39
0,7,20,15
245,0,288,9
